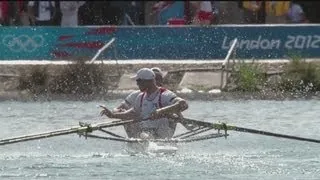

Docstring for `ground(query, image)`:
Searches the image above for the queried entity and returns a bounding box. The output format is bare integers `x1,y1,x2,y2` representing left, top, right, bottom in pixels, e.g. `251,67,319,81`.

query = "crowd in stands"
0,1,319,27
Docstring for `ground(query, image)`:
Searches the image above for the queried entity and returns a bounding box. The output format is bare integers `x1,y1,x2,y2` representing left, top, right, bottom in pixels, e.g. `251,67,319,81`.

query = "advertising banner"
0,25,319,60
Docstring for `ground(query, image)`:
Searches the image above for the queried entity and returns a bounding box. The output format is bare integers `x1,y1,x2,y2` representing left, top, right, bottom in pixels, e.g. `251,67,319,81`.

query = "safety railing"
88,37,121,78
89,38,116,64
220,38,238,90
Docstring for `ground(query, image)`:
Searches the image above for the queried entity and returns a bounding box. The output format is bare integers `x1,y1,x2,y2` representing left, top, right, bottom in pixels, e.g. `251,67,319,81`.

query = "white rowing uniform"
124,90,141,109
133,87,177,139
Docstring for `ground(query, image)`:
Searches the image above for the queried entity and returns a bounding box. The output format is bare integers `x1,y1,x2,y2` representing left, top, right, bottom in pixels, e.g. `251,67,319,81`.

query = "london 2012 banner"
0,25,320,60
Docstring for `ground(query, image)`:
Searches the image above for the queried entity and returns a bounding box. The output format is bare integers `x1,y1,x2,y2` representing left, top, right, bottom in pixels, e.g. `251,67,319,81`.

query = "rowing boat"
77,118,227,154
0,116,319,154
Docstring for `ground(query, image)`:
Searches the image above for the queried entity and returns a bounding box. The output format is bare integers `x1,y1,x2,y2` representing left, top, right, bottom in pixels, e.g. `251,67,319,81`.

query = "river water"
0,100,319,180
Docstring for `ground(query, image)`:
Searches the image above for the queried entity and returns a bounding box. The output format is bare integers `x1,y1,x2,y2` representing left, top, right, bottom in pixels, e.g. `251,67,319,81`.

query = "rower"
114,67,164,112
113,67,166,138
100,68,188,139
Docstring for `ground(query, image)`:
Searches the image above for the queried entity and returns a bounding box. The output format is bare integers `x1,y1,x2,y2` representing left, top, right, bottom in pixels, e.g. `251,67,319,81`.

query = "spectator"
265,1,290,23
153,1,185,25
17,1,30,25
242,1,262,24
144,1,157,25
78,1,94,25
9,1,30,26
91,1,108,25
218,1,243,24
256,0,266,24
60,1,85,26
294,1,320,23
123,1,144,25
211,1,220,24
191,1,214,25
52,0,62,26
107,1,127,25
28,1,56,26
286,1,307,23
0,0,10,25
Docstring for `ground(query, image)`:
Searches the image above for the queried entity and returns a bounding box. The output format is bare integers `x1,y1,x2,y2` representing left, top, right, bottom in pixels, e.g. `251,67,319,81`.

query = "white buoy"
208,89,221,94
177,88,193,93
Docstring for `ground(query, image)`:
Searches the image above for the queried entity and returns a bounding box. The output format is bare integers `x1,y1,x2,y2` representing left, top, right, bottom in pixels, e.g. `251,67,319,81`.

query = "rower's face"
136,79,152,91
155,74,163,87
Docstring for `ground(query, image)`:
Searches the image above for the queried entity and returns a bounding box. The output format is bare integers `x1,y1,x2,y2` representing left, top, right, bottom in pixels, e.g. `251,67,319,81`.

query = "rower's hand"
116,108,126,112
150,109,163,120
99,105,114,118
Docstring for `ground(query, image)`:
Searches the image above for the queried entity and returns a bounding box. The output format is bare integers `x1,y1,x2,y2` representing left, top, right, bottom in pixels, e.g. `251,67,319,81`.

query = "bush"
232,60,266,92
18,65,49,93
279,56,320,93
49,61,108,95
18,60,109,96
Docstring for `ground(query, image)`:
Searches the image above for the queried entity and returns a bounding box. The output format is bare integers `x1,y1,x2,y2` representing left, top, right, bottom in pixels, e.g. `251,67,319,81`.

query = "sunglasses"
136,79,152,84
136,79,146,83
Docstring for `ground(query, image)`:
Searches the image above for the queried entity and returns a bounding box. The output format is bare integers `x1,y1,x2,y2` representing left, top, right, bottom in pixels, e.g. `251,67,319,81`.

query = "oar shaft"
0,129,78,145
231,126,320,144
0,120,134,146
174,117,213,127
180,117,320,144
0,126,87,145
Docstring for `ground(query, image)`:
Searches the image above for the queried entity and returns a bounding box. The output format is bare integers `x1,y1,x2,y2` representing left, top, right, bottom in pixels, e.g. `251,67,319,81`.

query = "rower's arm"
110,107,137,120
113,102,130,112
113,90,139,112
157,97,188,115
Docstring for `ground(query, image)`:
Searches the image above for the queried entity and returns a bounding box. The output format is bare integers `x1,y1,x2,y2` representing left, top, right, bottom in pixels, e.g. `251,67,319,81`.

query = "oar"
100,105,197,131
0,119,133,146
179,117,320,144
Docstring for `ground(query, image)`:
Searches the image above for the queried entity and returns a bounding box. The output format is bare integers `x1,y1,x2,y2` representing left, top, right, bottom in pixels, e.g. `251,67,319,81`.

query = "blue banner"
0,25,320,60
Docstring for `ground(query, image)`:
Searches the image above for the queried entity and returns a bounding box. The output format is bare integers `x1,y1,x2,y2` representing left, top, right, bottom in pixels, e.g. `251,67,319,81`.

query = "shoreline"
1,60,320,102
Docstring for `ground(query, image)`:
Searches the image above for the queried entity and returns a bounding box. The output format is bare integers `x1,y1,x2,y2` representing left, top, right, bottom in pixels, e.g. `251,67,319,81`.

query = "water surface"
0,100,319,180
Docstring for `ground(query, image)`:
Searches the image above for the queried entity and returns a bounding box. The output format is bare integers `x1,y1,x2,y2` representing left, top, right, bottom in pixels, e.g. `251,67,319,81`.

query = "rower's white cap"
131,68,155,80
151,67,163,77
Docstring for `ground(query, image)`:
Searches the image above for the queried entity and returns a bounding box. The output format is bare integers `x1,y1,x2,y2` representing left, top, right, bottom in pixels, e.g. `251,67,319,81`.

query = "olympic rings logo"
2,35,44,52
